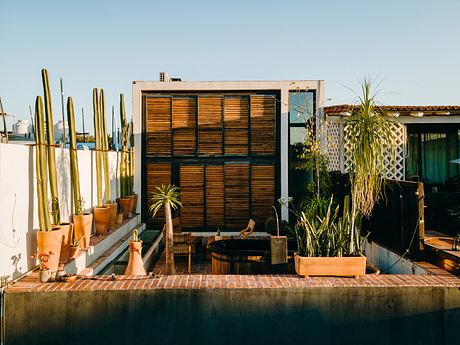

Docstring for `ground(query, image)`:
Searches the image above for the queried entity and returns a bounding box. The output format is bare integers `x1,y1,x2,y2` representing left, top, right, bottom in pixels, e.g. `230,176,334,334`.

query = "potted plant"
34,95,63,275
124,229,146,275
69,230,84,260
118,94,134,219
270,205,288,265
68,96,93,249
92,88,110,234
99,90,118,229
32,251,54,283
149,184,182,275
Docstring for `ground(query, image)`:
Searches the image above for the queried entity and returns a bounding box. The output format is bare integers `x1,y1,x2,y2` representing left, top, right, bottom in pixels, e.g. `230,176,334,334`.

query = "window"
288,91,315,206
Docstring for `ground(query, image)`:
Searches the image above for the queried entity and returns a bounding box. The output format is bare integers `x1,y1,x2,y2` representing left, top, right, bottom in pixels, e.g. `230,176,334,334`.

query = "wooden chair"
162,217,196,273
239,219,256,239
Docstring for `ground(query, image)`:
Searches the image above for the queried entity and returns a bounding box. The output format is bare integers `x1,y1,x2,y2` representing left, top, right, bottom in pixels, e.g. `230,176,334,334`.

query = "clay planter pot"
294,254,366,278
36,227,63,274
116,213,123,225
105,203,118,230
69,245,80,260
59,223,73,264
124,241,146,275
131,193,138,215
73,213,93,249
94,206,111,235
270,236,288,265
118,197,133,219
39,269,51,283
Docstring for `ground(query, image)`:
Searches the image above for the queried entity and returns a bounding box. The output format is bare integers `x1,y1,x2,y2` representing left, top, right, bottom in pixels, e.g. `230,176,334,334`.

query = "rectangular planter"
294,254,366,277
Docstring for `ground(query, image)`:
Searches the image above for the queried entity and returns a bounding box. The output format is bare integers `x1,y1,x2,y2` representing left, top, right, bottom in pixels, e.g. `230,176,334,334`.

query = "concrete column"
132,82,143,216
280,88,289,221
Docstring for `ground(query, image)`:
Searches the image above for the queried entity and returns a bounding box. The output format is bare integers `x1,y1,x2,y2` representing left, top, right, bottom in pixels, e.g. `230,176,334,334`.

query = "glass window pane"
289,92,314,124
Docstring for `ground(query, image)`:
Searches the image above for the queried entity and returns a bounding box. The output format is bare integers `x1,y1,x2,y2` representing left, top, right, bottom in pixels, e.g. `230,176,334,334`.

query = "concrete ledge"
64,215,141,274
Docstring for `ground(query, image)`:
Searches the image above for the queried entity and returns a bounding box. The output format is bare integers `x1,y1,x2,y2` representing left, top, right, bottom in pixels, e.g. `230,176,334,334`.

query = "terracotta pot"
105,203,117,230
36,227,63,273
294,254,366,277
59,223,73,264
69,245,80,260
124,241,146,275
39,269,51,283
73,213,93,249
118,197,132,219
116,213,123,225
131,194,138,215
94,206,110,235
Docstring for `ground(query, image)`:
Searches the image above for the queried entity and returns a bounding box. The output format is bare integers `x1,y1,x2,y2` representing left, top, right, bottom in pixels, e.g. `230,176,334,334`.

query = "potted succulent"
69,230,84,260
124,229,146,275
99,90,118,229
32,251,54,283
67,96,93,249
118,94,134,219
34,94,62,275
149,184,182,275
92,88,110,234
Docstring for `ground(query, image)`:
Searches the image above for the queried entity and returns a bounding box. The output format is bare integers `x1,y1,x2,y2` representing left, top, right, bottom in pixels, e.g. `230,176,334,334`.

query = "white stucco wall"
0,143,120,284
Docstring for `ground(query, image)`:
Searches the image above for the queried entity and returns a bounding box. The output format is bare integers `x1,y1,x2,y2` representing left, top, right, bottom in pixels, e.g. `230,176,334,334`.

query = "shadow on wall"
4,287,460,345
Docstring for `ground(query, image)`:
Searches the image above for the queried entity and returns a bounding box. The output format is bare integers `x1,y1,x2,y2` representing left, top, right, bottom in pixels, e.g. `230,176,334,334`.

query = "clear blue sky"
1,0,459,133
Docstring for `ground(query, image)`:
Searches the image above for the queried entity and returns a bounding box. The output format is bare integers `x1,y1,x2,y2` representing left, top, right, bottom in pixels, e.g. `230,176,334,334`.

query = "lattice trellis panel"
341,122,406,180
326,122,341,171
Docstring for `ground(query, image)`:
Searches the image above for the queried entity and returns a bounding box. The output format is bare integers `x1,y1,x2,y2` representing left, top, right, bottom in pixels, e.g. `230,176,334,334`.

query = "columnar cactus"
93,88,103,207
41,69,60,225
99,89,111,203
119,94,130,197
67,97,83,215
34,96,52,231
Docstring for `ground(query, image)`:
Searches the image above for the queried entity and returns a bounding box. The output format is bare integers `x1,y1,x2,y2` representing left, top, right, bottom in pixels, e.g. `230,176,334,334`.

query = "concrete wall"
0,143,121,284
4,286,460,345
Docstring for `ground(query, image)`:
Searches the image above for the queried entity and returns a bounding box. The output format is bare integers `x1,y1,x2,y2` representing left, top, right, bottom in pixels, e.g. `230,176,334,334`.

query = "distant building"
54,120,69,141
12,120,32,137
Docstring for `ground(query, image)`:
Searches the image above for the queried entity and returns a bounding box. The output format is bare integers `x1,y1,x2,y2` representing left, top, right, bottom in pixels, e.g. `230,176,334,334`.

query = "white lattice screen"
326,121,406,180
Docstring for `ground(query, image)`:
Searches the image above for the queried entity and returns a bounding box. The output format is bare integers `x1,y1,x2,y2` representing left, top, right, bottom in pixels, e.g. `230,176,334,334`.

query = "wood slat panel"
251,96,276,155
198,97,223,155
225,163,250,229
145,97,171,156
172,98,196,155
251,165,276,229
180,165,204,229
145,163,172,226
205,165,224,228
224,97,248,155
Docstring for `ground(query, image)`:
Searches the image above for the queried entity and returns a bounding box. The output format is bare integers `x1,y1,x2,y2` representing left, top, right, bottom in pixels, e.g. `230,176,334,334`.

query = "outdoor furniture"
239,219,256,239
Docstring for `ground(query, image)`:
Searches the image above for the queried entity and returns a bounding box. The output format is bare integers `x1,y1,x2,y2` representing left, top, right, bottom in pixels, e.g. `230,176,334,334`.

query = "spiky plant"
67,97,83,215
149,185,182,275
93,88,103,207
34,96,52,231
100,89,111,203
132,229,139,242
42,69,60,225
345,79,396,254
119,94,130,197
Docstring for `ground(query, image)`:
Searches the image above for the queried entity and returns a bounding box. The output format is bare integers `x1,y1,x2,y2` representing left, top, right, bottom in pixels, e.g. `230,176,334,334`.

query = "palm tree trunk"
164,201,175,274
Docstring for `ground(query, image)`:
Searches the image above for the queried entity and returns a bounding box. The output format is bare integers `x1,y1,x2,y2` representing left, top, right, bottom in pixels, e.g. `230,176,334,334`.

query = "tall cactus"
34,96,52,231
100,89,111,203
119,94,129,197
129,120,134,195
67,97,82,215
93,88,103,207
42,69,60,225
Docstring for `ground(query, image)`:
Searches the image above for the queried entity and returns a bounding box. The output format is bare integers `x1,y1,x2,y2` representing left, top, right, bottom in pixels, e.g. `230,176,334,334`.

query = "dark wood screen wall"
143,93,278,230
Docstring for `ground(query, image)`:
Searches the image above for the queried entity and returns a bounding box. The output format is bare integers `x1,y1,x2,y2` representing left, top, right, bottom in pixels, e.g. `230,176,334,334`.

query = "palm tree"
345,79,396,254
149,184,182,274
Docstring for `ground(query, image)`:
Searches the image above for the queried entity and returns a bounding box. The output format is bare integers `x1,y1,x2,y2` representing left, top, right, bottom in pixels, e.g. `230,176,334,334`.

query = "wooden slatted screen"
251,96,276,155
180,165,205,229
198,97,223,155
145,163,172,225
205,165,224,228
145,97,171,156
224,163,250,228
172,98,196,155
224,97,249,155
251,165,276,227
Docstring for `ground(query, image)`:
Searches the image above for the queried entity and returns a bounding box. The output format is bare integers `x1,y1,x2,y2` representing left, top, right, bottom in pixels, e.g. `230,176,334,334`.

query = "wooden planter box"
294,254,366,277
